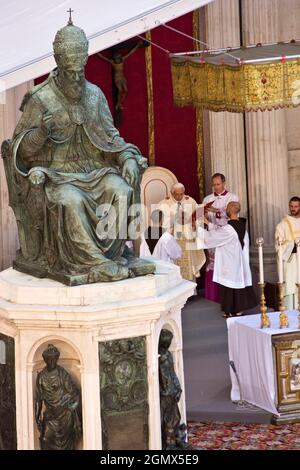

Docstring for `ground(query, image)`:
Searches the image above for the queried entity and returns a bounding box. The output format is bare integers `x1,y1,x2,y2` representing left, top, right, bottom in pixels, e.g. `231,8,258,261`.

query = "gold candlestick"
258,283,270,328
278,282,289,328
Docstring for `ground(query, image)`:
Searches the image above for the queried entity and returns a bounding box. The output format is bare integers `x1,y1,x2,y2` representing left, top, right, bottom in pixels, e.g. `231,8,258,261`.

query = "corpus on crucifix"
97,40,145,112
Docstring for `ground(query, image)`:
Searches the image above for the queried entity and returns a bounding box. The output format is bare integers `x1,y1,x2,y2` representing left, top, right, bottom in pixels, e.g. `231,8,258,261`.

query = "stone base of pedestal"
0,260,194,450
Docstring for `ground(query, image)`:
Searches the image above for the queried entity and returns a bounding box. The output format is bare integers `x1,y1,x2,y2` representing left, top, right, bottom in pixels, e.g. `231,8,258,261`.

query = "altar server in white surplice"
203,174,239,227
275,196,300,310
202,173,239,302
197,201,257,317
140,210,182,264
152,231,182,263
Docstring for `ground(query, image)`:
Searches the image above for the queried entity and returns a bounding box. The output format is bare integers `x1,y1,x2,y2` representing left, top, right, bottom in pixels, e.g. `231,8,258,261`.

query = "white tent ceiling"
0,0,212,91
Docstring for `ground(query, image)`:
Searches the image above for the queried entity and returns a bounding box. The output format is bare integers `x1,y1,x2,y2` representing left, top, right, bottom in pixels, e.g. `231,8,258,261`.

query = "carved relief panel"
99,337,148,450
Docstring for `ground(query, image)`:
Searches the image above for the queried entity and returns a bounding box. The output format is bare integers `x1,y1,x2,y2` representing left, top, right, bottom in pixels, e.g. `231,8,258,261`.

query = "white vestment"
275,215,300,309
153,232,182,263
203,190,239,227
202,190,239,272
197,225,252,289
140,231,182,264
157,194,205,279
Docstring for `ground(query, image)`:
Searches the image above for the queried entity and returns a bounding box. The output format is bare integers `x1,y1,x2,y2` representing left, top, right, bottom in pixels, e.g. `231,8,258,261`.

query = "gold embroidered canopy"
171,41,300,112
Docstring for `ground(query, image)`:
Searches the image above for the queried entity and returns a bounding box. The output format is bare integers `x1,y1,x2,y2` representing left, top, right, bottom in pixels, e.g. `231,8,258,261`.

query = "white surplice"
202,190,239,274
197,225,252,289
157,194,205,279
202,190,239,227
140,231,182,264
153,232,182,263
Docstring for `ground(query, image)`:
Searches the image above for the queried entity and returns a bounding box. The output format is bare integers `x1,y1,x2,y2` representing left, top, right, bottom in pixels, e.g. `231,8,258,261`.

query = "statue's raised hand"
122,159,139,188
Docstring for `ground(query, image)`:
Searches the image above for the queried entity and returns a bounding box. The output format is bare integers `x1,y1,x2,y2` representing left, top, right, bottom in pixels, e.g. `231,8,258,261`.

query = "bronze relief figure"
35,344,82,450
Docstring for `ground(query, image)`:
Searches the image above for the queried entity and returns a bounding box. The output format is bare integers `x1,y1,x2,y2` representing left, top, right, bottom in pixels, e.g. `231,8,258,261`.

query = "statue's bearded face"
56,56,86,102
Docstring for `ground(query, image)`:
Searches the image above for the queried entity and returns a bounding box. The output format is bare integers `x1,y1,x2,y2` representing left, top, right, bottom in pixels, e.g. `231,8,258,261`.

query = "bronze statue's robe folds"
3,67,154,285
3,22,155,285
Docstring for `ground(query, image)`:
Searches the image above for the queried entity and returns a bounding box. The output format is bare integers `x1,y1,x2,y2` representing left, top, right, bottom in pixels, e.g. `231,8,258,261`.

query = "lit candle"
296,238,300,284
256,237,264,284
277,238,284,284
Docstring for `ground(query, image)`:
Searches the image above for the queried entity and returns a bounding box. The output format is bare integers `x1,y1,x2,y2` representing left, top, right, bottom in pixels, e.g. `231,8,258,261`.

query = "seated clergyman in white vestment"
275,196,300,310
140,210,182,264
197,201,257,317
158,183,205,280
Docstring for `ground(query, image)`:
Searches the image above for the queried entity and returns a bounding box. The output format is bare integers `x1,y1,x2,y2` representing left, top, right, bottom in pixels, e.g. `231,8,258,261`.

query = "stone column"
205,0,247,215
280,0,300,198
0,82,32,271
242,0,289,282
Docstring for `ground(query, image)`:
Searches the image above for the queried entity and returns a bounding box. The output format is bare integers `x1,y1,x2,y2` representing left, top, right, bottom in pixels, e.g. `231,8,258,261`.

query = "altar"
228,311,300,423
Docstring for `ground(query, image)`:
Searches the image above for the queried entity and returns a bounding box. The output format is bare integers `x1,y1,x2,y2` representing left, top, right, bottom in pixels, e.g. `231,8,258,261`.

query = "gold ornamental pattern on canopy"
171,45,300,112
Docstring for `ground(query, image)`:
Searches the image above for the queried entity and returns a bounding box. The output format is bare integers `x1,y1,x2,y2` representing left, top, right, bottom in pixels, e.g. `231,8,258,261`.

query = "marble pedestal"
0,260,194,450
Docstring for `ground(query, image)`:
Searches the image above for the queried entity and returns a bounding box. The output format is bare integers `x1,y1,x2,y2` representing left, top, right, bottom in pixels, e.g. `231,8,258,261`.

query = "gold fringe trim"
171,58,300,112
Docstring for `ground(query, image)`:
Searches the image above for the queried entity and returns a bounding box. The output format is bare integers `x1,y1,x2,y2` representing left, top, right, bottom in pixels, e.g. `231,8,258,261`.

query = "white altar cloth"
228,311,299,416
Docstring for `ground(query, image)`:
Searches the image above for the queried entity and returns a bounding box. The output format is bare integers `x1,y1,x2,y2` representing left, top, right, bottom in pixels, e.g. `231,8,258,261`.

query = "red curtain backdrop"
35,12,199,201
86,49,149,158
151,14,198,201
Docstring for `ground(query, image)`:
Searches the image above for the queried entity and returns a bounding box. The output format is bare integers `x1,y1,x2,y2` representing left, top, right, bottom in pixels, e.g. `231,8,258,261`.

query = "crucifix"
97,39,149,126
67,8,74,25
